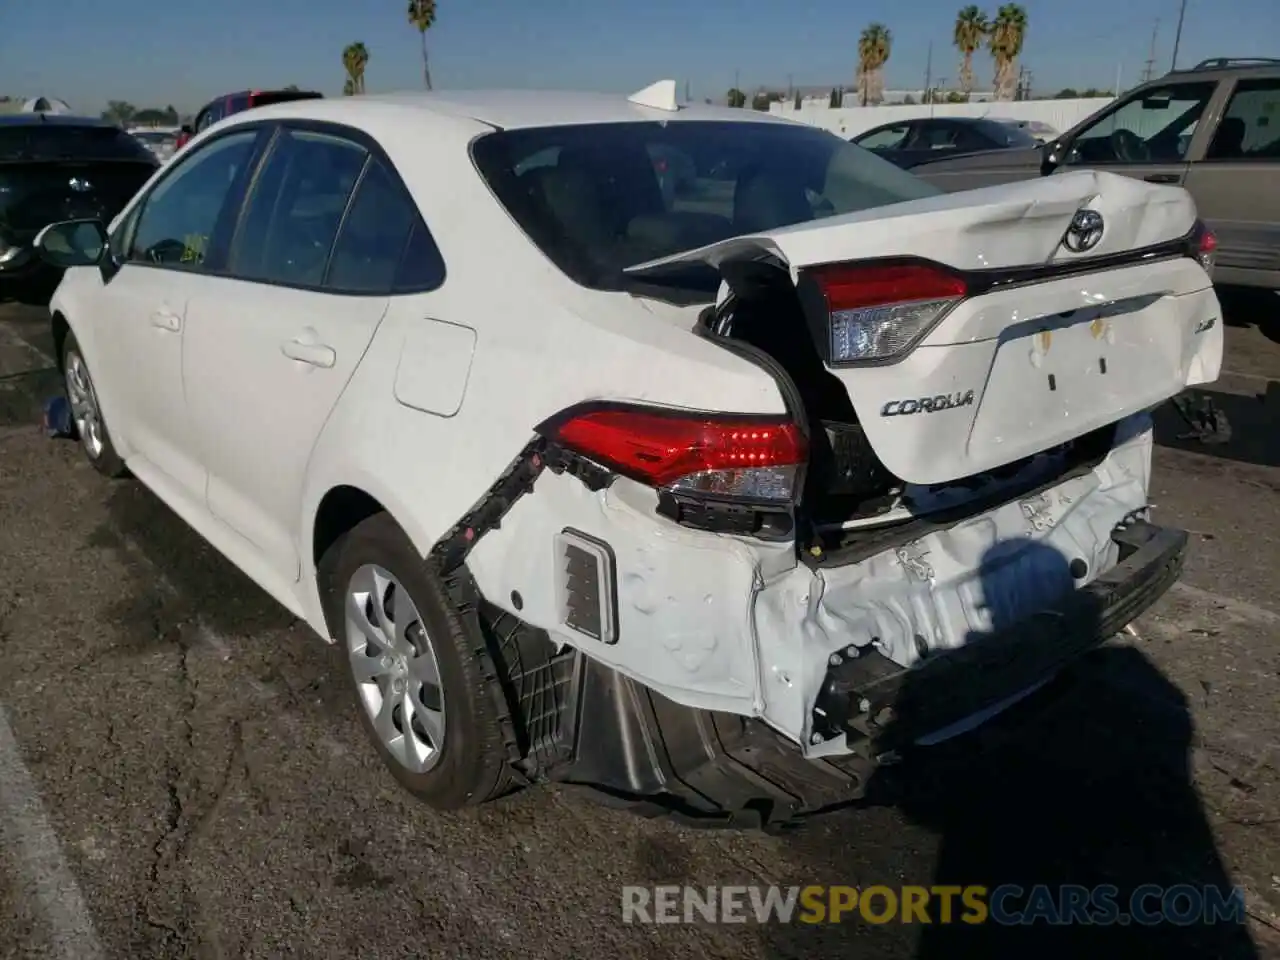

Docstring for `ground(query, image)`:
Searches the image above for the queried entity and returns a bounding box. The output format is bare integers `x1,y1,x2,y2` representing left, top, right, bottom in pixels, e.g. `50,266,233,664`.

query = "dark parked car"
850,116,1041,168
174,89,324,150
0,114,158,286
907,58,1280,291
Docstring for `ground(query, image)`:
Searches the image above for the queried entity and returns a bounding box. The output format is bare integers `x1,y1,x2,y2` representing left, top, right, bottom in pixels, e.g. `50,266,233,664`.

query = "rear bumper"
526,519,1187,827
812,519,1186,756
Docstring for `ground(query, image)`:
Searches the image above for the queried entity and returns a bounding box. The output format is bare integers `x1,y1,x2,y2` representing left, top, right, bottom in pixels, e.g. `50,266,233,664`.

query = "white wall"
769,98,1116,138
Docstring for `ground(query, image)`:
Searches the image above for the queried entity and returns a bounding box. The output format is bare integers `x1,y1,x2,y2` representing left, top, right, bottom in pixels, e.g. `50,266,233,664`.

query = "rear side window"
0,125,155,162
324,156,420,293
229,129,367,286
1206,78,1280,160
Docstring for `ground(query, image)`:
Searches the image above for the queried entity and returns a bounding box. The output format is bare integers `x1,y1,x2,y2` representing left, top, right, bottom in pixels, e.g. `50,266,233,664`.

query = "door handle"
1143,173,1181,184
281,338,336,369
150,309,182,332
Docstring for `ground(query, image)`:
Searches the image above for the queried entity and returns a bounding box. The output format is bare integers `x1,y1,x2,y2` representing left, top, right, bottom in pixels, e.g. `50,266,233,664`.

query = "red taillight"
1194,220,1217,273
545,405,807,501
809,262,967,311
804,261,968,364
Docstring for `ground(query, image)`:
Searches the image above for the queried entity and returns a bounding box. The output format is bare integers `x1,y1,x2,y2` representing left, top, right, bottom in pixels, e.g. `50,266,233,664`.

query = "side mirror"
34,219,109,269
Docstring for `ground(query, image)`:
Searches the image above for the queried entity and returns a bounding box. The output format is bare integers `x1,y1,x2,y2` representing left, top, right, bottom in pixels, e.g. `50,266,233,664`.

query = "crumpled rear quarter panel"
467,412,1157,753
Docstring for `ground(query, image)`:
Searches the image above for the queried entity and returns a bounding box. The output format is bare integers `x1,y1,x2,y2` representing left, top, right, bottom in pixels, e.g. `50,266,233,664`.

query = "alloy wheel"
344,564,447,773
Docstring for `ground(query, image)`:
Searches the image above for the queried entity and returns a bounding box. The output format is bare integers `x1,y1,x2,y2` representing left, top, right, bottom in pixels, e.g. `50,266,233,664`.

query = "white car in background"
128,127,180,164
35,81,1222,828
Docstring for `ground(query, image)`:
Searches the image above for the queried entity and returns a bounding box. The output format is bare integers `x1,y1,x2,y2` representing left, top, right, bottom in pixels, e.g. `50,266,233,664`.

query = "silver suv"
910,58,1280,291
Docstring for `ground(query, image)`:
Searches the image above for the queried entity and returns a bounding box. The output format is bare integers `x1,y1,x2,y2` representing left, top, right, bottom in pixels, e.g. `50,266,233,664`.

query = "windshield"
0,125,157,163
471,120,940,296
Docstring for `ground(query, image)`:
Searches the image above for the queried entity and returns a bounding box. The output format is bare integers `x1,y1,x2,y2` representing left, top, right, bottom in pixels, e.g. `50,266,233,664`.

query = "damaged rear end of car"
448,157,1222,826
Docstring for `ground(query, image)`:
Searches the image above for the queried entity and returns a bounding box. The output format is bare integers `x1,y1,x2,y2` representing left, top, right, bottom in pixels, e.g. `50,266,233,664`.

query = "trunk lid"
624,169,1195,281
629,170,1219,489
0,160,156,238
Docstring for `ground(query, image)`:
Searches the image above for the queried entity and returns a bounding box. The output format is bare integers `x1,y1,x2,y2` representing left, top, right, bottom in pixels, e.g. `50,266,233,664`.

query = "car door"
95,126,264,500
181,124,417,582
1054,78,1223,188
1181,75,1280,284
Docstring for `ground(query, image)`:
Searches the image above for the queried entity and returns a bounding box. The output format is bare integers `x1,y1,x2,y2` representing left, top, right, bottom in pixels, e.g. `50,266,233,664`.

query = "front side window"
1205,78,1280,161
472,120,939,297
229,128,367,287
128,129,259,268
1067,81,1217,164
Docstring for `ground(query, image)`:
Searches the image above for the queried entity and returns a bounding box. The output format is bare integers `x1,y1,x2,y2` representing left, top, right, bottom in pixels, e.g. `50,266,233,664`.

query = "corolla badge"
68,177,92,193
1063,209,1104,253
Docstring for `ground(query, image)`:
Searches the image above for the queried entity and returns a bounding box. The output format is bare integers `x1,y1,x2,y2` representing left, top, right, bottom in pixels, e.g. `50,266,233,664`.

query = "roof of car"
230,88,798,132
0,113,117,128
1164,57,1280,80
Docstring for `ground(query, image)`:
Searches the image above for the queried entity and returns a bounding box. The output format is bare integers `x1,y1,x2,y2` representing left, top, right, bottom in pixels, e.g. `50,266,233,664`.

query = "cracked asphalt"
1,287,1279,960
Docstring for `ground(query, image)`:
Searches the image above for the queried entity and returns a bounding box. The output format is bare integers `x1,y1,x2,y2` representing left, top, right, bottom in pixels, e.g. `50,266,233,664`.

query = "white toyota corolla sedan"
36,81,1223,827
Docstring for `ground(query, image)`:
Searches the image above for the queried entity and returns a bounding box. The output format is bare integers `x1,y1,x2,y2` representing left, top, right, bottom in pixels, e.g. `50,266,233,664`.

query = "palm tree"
407,0,437,90
856,23,892,106
342,42,369,95
953,6,989,100
988,3,1028,101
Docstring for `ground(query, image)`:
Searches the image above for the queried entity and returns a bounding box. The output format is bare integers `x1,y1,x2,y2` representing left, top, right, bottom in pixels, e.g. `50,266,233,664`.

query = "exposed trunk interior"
708,260,903,529
700,259,1121,555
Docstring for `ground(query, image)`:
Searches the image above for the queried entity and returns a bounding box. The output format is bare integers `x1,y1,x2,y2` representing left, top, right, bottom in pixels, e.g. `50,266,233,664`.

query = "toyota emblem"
1063,209,1104,253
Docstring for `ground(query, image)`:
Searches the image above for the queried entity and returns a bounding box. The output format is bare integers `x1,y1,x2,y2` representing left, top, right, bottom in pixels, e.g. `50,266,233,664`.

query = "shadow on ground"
1153,382,1280,470
89,480,299,639
758,539,1260,959
1219,286,1279,346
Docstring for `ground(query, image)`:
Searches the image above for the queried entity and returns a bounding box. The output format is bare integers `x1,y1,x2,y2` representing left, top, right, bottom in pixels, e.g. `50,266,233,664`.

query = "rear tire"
61,332,128,479
318,512,514,809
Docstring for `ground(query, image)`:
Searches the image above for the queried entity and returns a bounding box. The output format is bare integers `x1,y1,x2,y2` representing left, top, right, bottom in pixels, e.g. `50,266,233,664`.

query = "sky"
2,0,1273,116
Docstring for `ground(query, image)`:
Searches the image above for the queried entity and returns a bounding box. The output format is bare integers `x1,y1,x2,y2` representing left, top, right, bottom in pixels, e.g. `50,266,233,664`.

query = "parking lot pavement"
1,295,1278,960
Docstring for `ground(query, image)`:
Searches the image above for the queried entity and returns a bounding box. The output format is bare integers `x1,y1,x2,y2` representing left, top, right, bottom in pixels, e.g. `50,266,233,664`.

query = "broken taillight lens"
805,262,968,365
543,405,808,501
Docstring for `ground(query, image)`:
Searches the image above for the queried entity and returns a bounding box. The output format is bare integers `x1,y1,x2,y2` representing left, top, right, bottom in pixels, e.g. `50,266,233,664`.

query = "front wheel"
61,332,127,478
318,513,514,809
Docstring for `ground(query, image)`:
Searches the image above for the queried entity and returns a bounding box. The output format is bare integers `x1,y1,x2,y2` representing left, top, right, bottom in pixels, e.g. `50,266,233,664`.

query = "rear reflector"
554,530,617,644
805,262,967,364
544,405,807,501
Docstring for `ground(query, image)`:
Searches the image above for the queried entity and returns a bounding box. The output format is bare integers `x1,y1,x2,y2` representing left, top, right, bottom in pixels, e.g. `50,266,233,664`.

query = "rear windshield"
0,124,157,163
470,120,940,297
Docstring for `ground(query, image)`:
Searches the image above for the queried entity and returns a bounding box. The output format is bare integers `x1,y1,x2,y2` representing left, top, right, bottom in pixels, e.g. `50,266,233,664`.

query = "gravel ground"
1,287,1278,960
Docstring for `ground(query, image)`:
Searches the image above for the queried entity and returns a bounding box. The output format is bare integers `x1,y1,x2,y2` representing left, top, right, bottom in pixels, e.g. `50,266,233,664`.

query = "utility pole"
924,40,933,103
1142,19,1160,82
734,67,740,93
1170,0,1188,71
684,79,691,103
786,73,794,98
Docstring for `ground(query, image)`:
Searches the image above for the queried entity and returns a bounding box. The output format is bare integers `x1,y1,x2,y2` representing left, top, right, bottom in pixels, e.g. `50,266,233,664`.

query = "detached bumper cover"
525,520,1188,827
